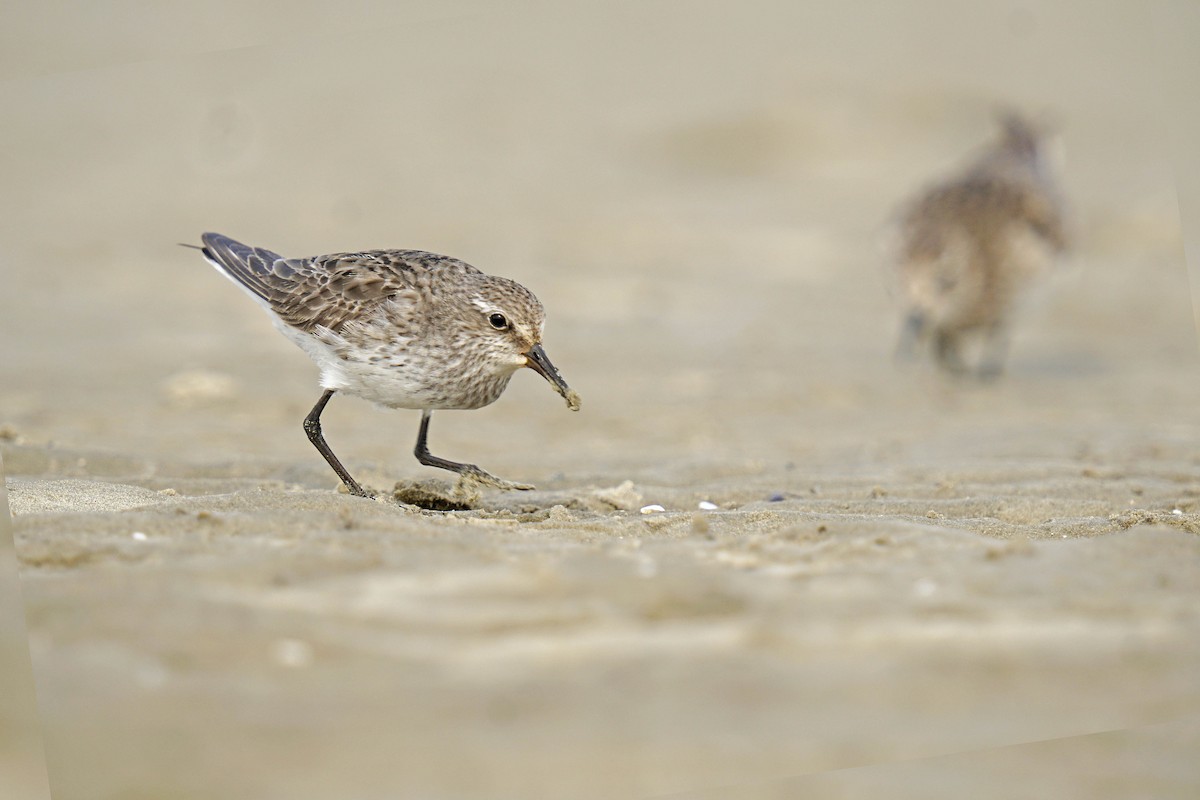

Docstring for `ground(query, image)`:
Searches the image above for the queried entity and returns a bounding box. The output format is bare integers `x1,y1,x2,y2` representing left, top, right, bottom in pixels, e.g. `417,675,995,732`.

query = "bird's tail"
191,232,293,307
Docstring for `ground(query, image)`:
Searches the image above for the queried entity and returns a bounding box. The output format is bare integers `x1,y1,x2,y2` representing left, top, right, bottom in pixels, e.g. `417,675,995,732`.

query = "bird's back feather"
198,233,478,333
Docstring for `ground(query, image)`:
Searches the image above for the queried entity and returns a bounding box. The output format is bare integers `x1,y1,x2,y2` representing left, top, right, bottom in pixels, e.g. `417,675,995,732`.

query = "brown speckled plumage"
893,113,1069,378
195,233,579,496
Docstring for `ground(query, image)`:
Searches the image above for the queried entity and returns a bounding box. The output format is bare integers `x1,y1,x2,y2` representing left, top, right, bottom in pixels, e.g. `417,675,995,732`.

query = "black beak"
524,344,580,411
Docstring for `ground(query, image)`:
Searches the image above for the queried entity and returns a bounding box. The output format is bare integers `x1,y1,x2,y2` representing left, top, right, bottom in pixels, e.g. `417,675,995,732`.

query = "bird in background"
892,111,1070,379
192,233,580,498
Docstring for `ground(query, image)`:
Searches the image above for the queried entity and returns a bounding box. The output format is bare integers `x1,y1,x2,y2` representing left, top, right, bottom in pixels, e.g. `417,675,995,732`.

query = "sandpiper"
893,112,1069,378
193,233,580,496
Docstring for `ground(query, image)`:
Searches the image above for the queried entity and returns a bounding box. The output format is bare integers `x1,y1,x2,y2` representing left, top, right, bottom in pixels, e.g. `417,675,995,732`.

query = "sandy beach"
4,3,1200,798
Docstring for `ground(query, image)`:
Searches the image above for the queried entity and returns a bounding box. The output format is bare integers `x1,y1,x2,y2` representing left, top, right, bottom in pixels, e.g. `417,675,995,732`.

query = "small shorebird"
193,233,580,496
893,112,1069,378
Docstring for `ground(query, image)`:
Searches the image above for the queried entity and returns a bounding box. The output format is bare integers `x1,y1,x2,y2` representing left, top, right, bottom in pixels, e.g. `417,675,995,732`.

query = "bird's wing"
200,233,473,332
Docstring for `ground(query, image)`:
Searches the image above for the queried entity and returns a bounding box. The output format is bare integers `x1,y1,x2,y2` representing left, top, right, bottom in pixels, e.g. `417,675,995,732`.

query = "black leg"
303,390,370,497
978,324,1010,381
413,410,533,490
895,309,926,363
933,329,968,376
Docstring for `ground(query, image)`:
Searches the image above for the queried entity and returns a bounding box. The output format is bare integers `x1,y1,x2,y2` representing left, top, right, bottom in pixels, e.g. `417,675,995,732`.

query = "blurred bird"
892,112,1069,378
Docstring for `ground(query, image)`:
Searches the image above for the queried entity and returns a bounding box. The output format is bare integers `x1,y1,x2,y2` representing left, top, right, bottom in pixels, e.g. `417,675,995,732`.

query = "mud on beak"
524,343,581,411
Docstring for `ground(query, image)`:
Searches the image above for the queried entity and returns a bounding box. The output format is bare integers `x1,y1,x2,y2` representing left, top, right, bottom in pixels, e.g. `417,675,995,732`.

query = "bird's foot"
337,481,379,499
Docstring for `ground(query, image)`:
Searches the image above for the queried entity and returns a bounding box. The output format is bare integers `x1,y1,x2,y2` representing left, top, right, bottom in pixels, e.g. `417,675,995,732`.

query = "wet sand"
4,2,1200,797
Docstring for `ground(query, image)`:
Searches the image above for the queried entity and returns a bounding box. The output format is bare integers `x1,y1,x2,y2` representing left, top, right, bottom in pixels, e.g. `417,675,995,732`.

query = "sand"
4,2,1200,798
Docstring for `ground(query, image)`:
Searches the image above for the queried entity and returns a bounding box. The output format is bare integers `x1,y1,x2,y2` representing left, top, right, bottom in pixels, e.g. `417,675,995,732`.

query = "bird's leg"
933,329,969,377
413,410,533,491
977,324,1010,381
894,309,927,363
303,389,372,497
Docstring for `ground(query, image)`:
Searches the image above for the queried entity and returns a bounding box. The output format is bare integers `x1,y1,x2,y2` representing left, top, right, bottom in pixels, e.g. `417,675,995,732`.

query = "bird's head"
467,276,580,411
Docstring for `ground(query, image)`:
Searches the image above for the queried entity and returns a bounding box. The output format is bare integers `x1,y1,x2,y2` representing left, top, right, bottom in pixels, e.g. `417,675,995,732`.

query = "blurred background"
2,0,1194,474
3,2,1200,798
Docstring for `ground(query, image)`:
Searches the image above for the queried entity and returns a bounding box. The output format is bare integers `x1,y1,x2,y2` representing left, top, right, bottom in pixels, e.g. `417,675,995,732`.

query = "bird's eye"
488,313,509,330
